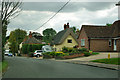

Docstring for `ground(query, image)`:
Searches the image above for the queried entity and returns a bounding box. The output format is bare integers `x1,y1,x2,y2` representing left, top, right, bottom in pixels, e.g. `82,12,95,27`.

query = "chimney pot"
29,31,32,38
64,24,66,30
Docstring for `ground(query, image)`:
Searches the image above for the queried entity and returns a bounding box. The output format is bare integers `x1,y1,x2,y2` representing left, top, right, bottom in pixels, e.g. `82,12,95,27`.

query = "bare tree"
0,0,22,60
1,0,22,25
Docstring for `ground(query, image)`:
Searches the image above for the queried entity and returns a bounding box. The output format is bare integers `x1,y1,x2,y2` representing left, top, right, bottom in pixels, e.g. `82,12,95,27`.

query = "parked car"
33,50,43,57
42,45,53,53
4,50,9,56
8,53,13,57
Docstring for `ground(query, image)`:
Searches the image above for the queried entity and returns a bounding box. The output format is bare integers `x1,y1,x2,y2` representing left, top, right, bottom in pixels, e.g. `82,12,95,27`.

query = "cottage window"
109,39,111,46
68,39,72,43
81,39,85,46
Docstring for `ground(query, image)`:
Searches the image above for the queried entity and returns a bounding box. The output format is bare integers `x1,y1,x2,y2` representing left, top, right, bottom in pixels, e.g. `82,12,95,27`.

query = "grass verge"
90,58,120,65
0,61,8,73
92,52,99,55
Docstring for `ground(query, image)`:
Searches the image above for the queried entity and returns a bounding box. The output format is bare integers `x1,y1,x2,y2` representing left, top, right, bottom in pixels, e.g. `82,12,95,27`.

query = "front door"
114,39,117,51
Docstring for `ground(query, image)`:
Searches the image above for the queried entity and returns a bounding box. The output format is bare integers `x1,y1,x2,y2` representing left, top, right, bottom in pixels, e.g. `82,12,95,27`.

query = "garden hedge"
21,44,45,54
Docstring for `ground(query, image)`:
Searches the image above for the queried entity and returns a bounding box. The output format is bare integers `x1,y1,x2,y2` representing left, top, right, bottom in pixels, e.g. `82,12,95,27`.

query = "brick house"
78,20,120,52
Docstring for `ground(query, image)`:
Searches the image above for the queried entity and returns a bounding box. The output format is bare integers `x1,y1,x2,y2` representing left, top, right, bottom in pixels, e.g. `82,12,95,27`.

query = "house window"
109,39,111,46
68,39,72,43
81,39,85,46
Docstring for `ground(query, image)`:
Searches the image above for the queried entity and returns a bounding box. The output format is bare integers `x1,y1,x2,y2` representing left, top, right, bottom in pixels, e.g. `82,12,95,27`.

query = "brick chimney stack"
64,23,69,30
29,31,32,38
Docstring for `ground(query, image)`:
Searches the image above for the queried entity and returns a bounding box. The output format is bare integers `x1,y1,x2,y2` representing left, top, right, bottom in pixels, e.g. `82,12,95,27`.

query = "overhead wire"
34,0,71,31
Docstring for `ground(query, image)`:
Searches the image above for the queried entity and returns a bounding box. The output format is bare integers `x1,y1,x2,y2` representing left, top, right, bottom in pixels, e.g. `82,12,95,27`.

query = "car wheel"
37,55,40,57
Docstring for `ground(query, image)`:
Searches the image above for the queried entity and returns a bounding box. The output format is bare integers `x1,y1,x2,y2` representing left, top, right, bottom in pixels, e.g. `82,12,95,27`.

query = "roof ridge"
82,25,106,27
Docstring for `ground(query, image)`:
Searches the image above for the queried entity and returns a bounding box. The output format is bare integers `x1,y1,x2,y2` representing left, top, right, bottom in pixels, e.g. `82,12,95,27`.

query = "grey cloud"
22,2,116,12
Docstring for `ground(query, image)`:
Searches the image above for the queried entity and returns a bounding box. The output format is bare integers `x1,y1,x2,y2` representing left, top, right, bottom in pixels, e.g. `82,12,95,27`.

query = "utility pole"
116,1,120,19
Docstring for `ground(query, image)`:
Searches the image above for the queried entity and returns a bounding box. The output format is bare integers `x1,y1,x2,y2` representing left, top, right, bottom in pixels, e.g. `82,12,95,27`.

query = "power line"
34,0,71,31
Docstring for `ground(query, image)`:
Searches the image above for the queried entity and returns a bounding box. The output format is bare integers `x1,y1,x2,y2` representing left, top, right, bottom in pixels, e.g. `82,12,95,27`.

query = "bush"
62,47,87,54
89,50,93,54
43,52,53,59
84,52,90,56
28,52,34,57
79,48,87,52
21,44,45,54
62,46,69,53
43,51,69,58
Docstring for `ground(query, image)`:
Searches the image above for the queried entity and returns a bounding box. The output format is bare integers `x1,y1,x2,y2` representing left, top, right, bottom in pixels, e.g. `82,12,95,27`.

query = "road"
3,57,118,78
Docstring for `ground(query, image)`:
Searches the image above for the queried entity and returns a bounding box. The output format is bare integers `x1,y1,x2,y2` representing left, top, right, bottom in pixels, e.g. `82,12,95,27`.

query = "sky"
7,2,118,36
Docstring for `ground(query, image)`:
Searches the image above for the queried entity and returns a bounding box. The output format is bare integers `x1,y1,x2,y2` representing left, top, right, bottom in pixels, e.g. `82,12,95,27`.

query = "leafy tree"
8,29,27,55
72,26,76,33
106,23,112,27
9,39,18,55
43,28,57,43
1,0,22,60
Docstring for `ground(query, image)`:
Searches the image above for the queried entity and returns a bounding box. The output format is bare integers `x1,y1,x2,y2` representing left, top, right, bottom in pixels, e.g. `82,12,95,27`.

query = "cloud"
7,2,118,36
22,2,116,12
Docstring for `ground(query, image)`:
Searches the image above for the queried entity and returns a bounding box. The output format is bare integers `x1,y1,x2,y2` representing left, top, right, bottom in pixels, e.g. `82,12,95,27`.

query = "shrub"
28,52,34,57
89,50,93,54
81,48,87,52
43,52,52,59
49,51,56,57
68,48,73,52
62,46,69,53
21,44,45,54
55,52,65,57
84,52,90,56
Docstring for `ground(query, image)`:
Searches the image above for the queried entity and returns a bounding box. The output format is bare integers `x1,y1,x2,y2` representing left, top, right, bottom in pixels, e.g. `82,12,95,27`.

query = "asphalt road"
3,56,118,78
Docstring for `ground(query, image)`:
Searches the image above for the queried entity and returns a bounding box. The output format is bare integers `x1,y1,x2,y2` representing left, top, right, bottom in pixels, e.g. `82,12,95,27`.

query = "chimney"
64,24,66,30
66,23,69,28
64,23,69,30
29,31,32,38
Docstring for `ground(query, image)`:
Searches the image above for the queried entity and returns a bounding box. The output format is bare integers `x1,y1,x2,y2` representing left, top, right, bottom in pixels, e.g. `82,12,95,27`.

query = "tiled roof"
23,37,42,44
81,20,120,38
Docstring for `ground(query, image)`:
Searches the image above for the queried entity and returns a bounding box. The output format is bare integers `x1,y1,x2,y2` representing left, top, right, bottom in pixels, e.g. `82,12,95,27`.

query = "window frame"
81,39,85,47
67,39,72,43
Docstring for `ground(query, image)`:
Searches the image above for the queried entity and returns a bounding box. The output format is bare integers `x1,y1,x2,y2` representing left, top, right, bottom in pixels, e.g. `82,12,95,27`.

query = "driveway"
2,56,118,78
56,52,119,61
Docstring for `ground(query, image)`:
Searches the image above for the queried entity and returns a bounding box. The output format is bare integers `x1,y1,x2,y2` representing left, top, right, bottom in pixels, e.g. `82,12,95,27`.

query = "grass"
0,61,8,73
91,58,120,65
92,52,99,55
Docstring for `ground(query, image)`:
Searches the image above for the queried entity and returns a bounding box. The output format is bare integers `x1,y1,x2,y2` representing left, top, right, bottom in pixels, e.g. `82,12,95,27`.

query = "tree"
106,23,112,27
43,28,57,43
8,29,27,55
1,0,22,60
72,26,76,33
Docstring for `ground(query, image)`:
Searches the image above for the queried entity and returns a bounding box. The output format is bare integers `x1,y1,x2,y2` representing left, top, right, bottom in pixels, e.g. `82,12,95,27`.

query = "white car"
33,50,43,57
42,45,53,52
4,50,9,56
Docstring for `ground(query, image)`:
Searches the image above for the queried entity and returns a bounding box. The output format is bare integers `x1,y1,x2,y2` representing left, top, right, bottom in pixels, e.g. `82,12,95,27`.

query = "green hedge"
21,44,45,54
